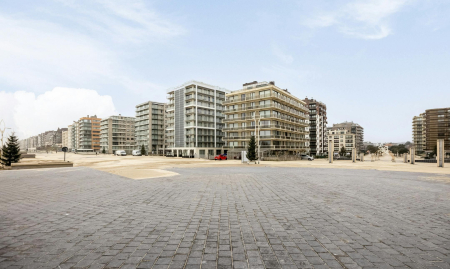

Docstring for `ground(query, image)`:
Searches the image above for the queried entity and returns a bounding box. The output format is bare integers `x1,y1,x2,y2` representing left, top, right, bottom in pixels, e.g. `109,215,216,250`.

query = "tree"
1,132,22,166
339,146,346,156
366,145,379,154
140,145,146,156
246,136,257,161
102,147,106,154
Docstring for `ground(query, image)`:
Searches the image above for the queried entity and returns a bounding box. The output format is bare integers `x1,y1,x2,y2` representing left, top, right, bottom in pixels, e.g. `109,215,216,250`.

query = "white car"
132,150,142,156
301,154,314,161
115,150,126,156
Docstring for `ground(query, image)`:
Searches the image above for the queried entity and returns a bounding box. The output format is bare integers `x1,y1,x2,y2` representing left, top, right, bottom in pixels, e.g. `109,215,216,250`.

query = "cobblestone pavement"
1,167,449,269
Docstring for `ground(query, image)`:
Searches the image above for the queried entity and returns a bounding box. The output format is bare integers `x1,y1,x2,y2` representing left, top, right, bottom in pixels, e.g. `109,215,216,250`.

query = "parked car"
301,154,314,161
132,150,142,156
115,150,127,156
214,154,227,160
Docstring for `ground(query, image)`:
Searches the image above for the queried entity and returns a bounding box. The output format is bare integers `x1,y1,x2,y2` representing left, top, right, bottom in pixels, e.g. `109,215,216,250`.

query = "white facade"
166,80,230,157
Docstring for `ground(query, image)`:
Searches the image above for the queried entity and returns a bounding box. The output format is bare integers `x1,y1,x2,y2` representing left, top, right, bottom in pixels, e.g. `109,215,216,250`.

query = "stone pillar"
437,139,444,168
360,153,364,162
404,153,408,163
410,148,415,164
328,140,333,163
352,148,356,163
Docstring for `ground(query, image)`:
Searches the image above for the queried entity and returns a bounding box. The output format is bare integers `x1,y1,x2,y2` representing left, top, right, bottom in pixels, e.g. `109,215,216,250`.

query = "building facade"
412,113,426,154
327,129,356,155
424,108,450,153
100,115,135,154
62,130,68,148
328,121,364,152
135,101,166,154
166,80,229,157
74,115,101,152
223,81,309,156
303,98,327,156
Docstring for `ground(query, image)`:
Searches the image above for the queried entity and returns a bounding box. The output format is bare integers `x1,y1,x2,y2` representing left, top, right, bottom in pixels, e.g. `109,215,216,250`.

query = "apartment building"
412,113,426,154
303,97,327,156
223,81,309,156
135,101,166,154
166,80,229,157
73,115,101,152
327,129,356,155
424,108,450,153
328,121,364,151
62,130,68,148
100,115,135,154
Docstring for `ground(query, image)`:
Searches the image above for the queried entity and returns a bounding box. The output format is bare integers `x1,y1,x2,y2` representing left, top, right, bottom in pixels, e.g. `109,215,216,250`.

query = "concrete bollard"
352,148,356,163
360,153,364,162
404,153,408,163
328,140,334,163
410,148,415,164
437,139,444,168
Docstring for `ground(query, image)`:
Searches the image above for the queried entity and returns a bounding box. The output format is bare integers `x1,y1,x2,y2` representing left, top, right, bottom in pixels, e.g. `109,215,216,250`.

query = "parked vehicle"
115,150,127,156
214,154,227,160
132,150,141,156
301,154,314,161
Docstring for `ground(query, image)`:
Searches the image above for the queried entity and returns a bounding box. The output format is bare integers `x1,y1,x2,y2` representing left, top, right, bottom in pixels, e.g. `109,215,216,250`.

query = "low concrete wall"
11,162,73,170
21,154,36,158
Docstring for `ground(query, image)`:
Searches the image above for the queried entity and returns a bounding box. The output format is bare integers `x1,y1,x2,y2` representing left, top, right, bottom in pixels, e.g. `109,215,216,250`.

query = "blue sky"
0,0,449,142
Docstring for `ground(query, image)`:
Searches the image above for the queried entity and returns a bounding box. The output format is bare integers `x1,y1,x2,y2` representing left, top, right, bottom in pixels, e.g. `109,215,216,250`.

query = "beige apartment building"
327,129,356,156
223,81,309,156
135,101,166,155
100,115,135,154
412,113,426,154
328,121,364,152
62,130,68,148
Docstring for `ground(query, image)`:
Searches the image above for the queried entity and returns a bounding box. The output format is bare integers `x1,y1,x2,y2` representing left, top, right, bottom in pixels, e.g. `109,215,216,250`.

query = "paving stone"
0,167,449,269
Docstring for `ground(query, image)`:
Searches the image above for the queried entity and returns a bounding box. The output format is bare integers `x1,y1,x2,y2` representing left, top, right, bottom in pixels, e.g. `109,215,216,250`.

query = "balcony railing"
224,103,307,118
223,124,307,133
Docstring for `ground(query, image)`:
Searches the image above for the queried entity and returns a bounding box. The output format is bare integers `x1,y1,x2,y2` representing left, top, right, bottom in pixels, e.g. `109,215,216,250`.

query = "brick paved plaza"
0,167,449,269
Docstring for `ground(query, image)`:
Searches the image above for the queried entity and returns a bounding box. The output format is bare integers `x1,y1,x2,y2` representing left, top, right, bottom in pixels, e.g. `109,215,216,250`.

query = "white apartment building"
166,80,230,158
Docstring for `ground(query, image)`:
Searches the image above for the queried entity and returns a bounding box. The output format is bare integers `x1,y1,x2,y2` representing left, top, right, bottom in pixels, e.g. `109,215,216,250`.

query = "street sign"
62,147,68,162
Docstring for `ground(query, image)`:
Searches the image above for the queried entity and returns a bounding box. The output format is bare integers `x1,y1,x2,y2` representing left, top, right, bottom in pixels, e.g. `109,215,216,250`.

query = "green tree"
140,145,146,156
1,133,22,166
102,147,106,154
366,145,379,154
339,146,346,156
246,136,257,161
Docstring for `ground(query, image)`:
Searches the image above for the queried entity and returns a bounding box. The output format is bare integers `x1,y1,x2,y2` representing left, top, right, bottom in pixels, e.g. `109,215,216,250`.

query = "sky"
0,0,449,142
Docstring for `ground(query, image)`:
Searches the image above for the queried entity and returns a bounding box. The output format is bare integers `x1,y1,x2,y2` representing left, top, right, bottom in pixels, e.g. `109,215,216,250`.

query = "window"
260,141,271,146
260,110,270,118
260,120,270,126
260,130,270,136
259,90,270,97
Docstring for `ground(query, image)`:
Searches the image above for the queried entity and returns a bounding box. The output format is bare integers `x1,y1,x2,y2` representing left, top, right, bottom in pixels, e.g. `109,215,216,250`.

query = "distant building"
327,129,356,155
424,108,450,153
303,97,327,156
135,101,166,155
328,121,364,151
72,115,102,152
62,130,68,148
100,115,135,154
412,113,426,154
166,80,229,157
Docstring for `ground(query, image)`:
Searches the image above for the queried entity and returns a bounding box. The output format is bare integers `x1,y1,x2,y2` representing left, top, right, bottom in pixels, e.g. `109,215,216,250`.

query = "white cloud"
272,44,294,64
0,88,117,139
0,0,185,93
303,0,410,39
